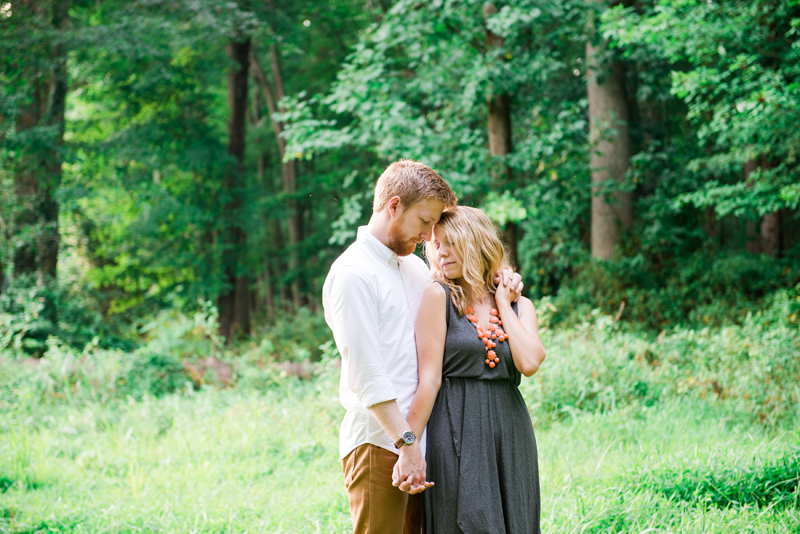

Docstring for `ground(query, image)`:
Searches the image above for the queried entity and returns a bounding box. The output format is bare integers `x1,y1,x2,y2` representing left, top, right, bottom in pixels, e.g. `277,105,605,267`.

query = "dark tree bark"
744,159,782,256
39,0,69,286
13,77,47,279
247,86,275,317
218,38,251,342
586,3,632,260
484,2,518,268
761,211,781,256
250,44,302,306
759,160,781,257
12,0,68,330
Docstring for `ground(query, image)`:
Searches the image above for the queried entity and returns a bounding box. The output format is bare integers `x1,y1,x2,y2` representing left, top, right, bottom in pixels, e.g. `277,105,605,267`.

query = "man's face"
387,198,446,256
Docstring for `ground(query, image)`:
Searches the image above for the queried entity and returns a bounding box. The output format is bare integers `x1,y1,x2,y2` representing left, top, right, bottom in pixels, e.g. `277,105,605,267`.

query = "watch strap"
394,430,415,448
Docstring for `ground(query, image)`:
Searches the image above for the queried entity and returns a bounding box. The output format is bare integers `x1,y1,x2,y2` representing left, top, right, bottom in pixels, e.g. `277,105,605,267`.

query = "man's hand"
392,443,434,494
495,268,523,301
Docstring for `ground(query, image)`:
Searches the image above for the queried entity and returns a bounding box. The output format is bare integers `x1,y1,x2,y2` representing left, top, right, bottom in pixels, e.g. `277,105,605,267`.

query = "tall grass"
1,372,798,532
1,300,798,533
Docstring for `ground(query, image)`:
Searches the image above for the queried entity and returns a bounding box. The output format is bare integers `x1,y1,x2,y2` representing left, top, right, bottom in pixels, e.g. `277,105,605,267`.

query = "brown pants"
342,444,423,534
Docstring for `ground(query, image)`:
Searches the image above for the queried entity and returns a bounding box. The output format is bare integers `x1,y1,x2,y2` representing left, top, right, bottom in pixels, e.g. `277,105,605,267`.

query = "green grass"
1,367,798,533
1,304,799,533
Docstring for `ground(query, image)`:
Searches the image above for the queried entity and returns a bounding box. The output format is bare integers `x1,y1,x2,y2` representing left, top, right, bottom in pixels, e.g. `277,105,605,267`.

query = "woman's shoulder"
425,281,448,298
516,296,535,314
417,282,450,325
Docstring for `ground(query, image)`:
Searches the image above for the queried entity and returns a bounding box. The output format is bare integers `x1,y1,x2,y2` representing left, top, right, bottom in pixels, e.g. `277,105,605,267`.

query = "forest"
1,0,799,532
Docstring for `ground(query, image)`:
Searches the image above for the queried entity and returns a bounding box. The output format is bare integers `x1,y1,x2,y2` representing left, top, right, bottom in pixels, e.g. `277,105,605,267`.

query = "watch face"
402,431,415,445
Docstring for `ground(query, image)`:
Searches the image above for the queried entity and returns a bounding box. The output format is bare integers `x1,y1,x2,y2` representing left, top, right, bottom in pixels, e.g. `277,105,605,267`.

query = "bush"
122,350,187,397
255,304,331,362
0,277,137,357
545,251,800,331
523,288,800,427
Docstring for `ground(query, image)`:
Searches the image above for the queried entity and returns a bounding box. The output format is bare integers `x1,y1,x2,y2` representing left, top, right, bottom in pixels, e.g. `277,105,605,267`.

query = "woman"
406,206,546,533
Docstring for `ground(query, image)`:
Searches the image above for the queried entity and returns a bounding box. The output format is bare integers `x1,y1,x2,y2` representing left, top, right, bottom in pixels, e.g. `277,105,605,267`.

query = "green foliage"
0,341,188,405
607,0,800,217
1,353,798,532
0,275,137,355
0,282,54,356
255,305,331,362
138,300,224,360
546,251,800,330
642,449,800,510
523,290,800,428
3,0,798,338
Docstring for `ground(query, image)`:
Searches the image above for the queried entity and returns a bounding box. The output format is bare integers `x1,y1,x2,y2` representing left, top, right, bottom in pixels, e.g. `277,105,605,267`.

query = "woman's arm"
495,286,546,377
406,283,448,438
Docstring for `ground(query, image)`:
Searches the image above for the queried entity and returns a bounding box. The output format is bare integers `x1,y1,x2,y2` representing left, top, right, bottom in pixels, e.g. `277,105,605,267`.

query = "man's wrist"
394,429,416,449
397,441,420,454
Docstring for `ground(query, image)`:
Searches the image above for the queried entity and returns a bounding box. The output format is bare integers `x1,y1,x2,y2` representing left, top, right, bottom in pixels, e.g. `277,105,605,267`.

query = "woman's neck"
454,279,489,307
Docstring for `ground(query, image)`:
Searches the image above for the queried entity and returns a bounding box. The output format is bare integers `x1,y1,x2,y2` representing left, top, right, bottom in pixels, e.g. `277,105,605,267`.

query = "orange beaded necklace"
466,305,508,368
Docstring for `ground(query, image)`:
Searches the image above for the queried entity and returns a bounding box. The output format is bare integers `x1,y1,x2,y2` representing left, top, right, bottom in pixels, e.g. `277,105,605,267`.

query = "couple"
323,160,546,534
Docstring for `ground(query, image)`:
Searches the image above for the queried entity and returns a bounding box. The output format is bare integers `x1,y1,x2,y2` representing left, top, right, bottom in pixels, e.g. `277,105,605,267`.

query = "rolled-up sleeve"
324,268,398,408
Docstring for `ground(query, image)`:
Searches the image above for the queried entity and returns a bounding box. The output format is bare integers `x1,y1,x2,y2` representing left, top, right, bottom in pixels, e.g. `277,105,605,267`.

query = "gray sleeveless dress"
423,282,540,534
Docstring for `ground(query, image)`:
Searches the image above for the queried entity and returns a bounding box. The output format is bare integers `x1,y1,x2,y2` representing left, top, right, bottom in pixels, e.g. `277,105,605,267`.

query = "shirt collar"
357,226,401,266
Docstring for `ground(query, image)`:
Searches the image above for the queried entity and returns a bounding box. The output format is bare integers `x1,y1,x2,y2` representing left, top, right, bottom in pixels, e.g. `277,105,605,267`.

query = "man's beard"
387,216,418,256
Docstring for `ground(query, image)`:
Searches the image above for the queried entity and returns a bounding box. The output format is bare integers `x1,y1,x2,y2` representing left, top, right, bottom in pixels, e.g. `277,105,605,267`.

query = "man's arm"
392,283,447,494
369,400,432,493
324,268,430,491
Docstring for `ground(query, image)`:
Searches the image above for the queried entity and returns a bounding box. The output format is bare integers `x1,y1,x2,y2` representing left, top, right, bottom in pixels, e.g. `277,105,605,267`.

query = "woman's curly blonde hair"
425,206,514,317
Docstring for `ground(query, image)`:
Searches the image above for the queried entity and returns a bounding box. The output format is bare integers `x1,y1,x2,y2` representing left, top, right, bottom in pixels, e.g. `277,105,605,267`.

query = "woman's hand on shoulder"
495,276,516,307
494,268,523,302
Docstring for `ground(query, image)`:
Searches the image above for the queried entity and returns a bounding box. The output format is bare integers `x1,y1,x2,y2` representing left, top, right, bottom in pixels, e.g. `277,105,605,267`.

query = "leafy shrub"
255,304,331,362
0,281,57,356
0,277,136,357
546,251,800,331
0,301,227,403
522,311,662,424
122,350,187,397
138,299,224,360
524,289,800,427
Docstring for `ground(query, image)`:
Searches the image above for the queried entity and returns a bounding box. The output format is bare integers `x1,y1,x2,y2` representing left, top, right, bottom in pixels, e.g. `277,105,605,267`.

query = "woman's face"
432,226,463,280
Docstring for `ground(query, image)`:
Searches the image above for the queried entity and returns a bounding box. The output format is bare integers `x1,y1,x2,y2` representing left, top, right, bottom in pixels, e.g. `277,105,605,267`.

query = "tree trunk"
218,38,251,342
12,0,68,318
743,159,781,255
13,76,47,280
701,206,718,243
251,45,302,307
484,2,519,268
761,211,780,256
743,161,759,254
586,7,632,260
247,81,276,317
759,161,781,257
39,0,69,288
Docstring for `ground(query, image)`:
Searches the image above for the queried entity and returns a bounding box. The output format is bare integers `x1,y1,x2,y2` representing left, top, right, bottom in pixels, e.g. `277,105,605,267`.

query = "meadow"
1,303,799,533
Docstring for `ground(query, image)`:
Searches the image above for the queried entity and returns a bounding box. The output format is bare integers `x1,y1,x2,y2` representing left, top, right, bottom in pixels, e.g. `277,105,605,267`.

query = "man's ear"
387,196,402,218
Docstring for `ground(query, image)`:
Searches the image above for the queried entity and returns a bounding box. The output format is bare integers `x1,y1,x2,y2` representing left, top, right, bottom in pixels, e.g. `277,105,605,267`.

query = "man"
323,160,521,533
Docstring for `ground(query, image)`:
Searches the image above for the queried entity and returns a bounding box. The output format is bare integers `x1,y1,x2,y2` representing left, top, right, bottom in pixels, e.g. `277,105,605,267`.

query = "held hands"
494,268,523,305
392,444,434,494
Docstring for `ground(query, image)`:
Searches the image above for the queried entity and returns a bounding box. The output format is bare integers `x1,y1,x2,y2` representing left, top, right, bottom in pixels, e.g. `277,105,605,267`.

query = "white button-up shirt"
323,226,431,459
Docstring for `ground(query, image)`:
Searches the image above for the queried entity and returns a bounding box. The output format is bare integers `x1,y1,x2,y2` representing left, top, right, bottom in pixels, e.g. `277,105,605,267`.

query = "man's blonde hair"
373,160,457,212
425,206,513,317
